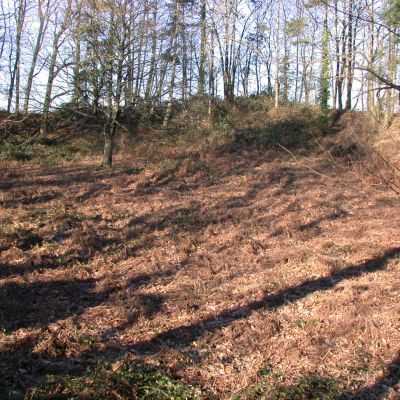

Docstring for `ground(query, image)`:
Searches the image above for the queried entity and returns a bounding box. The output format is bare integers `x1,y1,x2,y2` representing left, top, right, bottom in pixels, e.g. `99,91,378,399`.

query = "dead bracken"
0,148,399,399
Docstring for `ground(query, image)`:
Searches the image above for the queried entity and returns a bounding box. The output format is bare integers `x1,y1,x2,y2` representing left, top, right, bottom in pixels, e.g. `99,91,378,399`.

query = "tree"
7,0,26,114
319,2,329,109
40,0,74,137
0,0,399,134
162,0,181,128
80,0,131,167
198,0,207,95
24,0,51,114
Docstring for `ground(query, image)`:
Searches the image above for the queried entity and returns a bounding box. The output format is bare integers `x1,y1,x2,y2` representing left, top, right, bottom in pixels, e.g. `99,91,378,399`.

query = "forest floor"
0,147,399,399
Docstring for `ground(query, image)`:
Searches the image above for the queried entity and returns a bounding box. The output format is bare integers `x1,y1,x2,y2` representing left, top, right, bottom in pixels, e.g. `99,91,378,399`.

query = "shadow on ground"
1,159,399,399
1,248,398,398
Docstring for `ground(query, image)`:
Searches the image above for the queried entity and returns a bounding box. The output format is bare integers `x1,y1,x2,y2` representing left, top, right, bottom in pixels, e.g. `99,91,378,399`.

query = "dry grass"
0,146,399,399
324,112,400,195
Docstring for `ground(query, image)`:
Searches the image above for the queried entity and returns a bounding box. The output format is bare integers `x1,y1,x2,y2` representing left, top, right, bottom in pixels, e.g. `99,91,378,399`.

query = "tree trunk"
162,0,180,128
40,32,61,137
384,31,396,124
333,0,340,108
40,4,72,136
7,0,26,114
282,28,289,103
319,4,329,109
338,5,347,111
181,5,188,102
102,120,116,168
198,0,206,95
274,0,280,108
367,1,375,114
345,0,353,110
72,28,81,108
24,0,47,114
144,7,158,110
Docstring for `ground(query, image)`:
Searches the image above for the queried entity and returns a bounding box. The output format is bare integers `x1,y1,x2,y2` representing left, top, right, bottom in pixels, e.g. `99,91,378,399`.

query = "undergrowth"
169,97,329,151
0,98,333,164
232,372,344,400
0,122,104,164
27,359,202,400
0,140,87,165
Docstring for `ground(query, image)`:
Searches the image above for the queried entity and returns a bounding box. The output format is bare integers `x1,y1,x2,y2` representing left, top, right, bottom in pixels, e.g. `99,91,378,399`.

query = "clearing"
0,149,399,399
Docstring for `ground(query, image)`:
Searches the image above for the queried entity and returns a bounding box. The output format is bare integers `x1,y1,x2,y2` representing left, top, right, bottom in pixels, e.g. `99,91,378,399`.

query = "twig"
278,144,389,195
115,120,129,133
360,142,400,174
0,115,30,128
13,131,41,148
277,144,333,179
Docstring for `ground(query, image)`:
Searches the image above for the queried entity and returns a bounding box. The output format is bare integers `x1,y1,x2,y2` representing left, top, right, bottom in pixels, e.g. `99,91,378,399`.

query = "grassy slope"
0,106,399,399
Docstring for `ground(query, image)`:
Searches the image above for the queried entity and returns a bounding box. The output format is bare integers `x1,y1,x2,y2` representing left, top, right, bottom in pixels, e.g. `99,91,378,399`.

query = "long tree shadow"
297,209,349,232
0,165,142,190
0,192,62,208
271,209,350,239
0,202,204,281
21,248,399,398
0,278,103,332
131,247,400,353
75,183,111,203
0,258,188,333
0,228,121,280
337,353,400,399
0,258,193,397
2,249,398,398
0,255,77,280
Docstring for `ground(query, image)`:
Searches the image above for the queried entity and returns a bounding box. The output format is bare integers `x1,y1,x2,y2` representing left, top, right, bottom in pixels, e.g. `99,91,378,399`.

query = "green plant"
268,374,341,400
0,141,35,161
79,335,96,347
29,359,202,400
232,373,343,400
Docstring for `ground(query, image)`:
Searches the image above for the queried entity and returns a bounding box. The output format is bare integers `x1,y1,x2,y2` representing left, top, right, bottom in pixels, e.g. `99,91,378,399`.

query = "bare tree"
40,0,74,136
24,0,50,114
7,0,26,114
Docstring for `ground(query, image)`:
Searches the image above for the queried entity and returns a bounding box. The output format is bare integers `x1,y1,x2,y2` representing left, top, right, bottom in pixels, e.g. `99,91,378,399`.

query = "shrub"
28,359,202,400
0,141,35,161
233,104,328,149
268,374,341,400
326,111,400,194
167,97,328,152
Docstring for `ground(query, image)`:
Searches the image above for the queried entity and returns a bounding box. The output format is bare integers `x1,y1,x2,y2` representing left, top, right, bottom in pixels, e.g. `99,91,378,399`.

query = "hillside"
0,120,399,398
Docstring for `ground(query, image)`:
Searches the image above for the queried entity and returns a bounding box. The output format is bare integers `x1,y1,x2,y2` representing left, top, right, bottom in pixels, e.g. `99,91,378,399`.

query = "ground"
0,148,399,399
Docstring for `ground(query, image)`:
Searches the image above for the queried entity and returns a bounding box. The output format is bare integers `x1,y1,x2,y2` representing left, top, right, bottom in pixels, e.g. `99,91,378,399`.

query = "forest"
0,0,400,399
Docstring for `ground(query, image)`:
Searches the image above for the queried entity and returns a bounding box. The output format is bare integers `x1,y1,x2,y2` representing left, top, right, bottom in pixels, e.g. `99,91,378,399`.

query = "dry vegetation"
0,107,400,400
